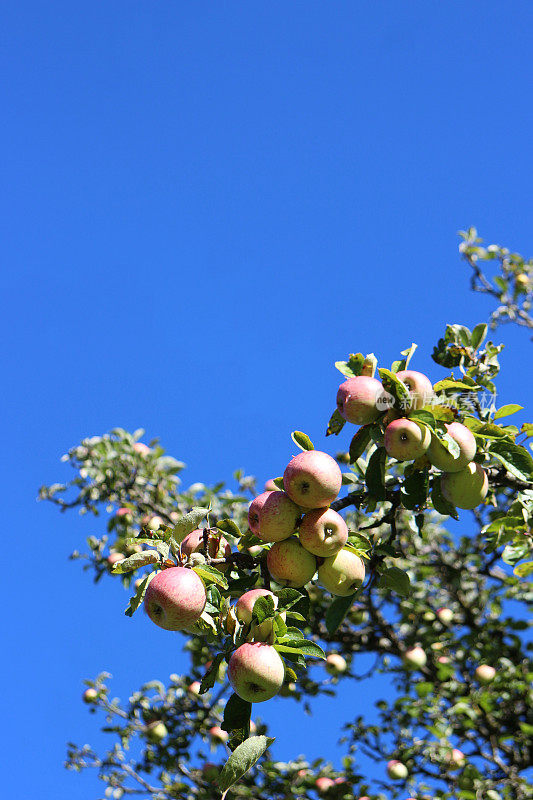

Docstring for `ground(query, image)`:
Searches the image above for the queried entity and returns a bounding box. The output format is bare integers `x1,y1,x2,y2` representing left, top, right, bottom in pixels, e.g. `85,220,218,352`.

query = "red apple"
144,567,206,631
395,370,434,412
228,642,285,703
283,450,342,509
384,418,431,461
427,422,476,472
336,376,384,425
248,491,300,542
267,538,317,588
299,507,348,557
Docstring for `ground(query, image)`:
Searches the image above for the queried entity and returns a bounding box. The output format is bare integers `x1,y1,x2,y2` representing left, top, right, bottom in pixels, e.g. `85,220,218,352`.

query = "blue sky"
2,2,533,798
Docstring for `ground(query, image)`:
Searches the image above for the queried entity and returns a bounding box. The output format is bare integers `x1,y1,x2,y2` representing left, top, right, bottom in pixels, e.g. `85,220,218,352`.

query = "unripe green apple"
144,567,206,631
235,588,285,642
267,538,317,588
181,529,232,571
441,462,488,509
386,759,408,779
299,507,348,557
437,607,454,624
146,720,168,741
83,688,98,703
336,376,384,425
516,273,530,290
403,646,427,669
248,490,300,542
227,642,285,703
283,450,342,509
315,777,335,793
209,725,229,743
427,422,476,472
475,664,496,684
318,548,365,596
395,369,434,412
325,653,347,674
384,418,431,461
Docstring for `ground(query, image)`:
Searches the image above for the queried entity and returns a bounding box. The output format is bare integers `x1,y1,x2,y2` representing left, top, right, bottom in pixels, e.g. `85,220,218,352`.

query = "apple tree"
42,230,533,800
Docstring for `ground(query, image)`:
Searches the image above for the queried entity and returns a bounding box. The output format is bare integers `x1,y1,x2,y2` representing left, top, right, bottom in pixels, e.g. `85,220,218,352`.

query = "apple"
267,538,317,587
427,422,476,472
227,642,285,702
188,681,201,695
116,507,131,518
315,777,335,793
438,655,451,664
516,273,530,290
209,725,228,744
144,567,206,631
201,762,219,782
403,646,427,669
181,528,232,571
441,462,488,509
107,552,124,566
147,515,164,531
475,664,496,684
445,748,466,768
235,588,284,642
299,508,348,557
248,491,300,542
325,653,347,674
386,759,408,780
336,376,384,425
133,442,151,455
318,548,366,596
395,369,434,412
283,450,342,509
264,478,278,491
384,418,431,461
82,688,98,703
437,607,454,624
146,720,168,741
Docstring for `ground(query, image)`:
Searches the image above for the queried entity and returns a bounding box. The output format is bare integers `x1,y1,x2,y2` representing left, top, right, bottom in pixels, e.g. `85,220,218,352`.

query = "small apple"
475,664,496,684
403,646,427,669
427,422,476,473
438,655,451,664
283,450,342,509
235,588,284,642
181,528,232,571
445,748,466,768
264,478,279,491
386,759,408,780
107,551,124,567
267,538,317,588
516,273,530,290
188,681,201,695
437,607,454,624
441,462,488,509
116,507,131,518
133,442,151,455
315,777,335,793
201,762,219,782
395,370,434,412
299,507,348,557
147,515,164,532
209,725,228,744
384,418,431,461
336,376,384,425
227,642,285,703
325,653,347,674
144,567,206,631
146,720,168,741
82,688,98,703
318,548,365,596
248,490,300,542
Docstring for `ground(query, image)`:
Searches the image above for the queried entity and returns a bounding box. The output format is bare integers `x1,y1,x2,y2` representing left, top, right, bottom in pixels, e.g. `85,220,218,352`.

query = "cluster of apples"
336,370,489,510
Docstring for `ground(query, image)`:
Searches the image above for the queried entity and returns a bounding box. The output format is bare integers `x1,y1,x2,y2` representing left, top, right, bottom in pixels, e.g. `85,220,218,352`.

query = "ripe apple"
325,653,347,674
201,762,219,782
181,528,232,571
318,548,365,596
445,748,466,768
147,515,164,531
188,681,201,695
107,551,124,566
227,642,285,703
83,688,98,703
395,369,434,412
386,759,408,780
475,664,496,684
267,538,317,587
116,507,131,518
264,478,278,491
209,725,228,743
437,607,454,624
315,777,335,793
427,422,476,472
248,491,300,542
146,720,168,741
336,376,384,425
235,588,284,642
283,450,342,509
438,655,451,664
133,442,151,455
403,646,427,669
144,567,206,631
299,507,348,557
441,462,488,509
384,418,431,461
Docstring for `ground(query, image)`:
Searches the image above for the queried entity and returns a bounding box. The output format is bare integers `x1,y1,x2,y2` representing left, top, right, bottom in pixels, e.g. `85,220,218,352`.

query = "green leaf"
514,561,533,578
252,595,276,624
276,588,305,612
397,342,418,372
490,439,533,482
192,564,229,589
172,507,209,543
218,735,275,794
521,423,533,438
502,539,530,566
275,639,326,659
408,410,437,431
222,693,252,746
349,426,373,463
347,531,372,552
379,566,411,597
199,653,225,694
433,378,479,393
291,431,314,452
216,519,242,537
378,368,410,404
431,480,459,520
365,447,387,500
463,417,512,440
494,404,524,420
325,594,358,635
335,353,364,378
401,469,429,509
272,477,284,490
471,323,488,349
111,550,160,574
326,409,346,436
124,572,156,617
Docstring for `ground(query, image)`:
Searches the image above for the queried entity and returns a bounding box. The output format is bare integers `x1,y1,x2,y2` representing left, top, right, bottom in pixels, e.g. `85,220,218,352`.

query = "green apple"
146,721,168,741
325,653,347,674
441,462,488,509
437,607,454,624
384,418,431,461
267,538,317,588
235,588,285,642
82,688,98,703
475,664,496,684
386,759,408,779
318,548,365,596
403,646,427,669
